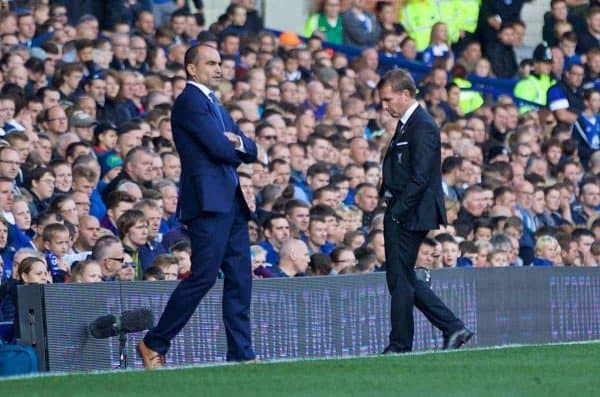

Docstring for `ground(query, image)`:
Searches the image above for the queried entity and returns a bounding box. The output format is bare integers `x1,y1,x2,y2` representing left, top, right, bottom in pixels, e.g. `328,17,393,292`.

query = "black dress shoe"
381,345,410,355
443,328,474,350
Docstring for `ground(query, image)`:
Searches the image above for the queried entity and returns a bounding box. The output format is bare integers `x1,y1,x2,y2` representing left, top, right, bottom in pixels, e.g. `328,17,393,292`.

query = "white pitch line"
2,340,599,382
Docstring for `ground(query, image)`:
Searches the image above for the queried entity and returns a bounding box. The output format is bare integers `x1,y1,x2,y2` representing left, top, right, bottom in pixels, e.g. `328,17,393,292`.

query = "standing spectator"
576,7,600,55
484,23,518,79
547,61,585,125
342,0,381,48
573,88,600,169
304,0,343,45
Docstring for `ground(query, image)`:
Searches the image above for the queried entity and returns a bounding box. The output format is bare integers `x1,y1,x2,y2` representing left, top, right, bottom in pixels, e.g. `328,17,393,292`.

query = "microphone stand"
118,331,127,369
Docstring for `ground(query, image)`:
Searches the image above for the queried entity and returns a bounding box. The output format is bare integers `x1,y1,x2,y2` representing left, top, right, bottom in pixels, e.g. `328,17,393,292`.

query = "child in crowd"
152,254,179,281
43,223,72,283
170,240,192,279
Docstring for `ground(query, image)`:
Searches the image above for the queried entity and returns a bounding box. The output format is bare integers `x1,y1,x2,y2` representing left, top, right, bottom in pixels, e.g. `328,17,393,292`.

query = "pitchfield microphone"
89,309,154,339
89,314,118,339
119,309,154,333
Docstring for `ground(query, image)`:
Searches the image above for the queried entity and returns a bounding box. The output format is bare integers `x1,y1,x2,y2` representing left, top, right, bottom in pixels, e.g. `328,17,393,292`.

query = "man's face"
128,152,153,183
266,218,290,247
288,206,309,232
378,84,411,118
187,46,222,89
103,242,125,276
161,185,178,216
143,207,161,239
87,79,106,104
73,176,95,197
43,90,60,109
46,107,68,135
309,220,328,246
581,184,600,209
566,65,584,89
416,243,434,268
117,131,142,157
578,235,595,255
310,138,330,162
368,233,386,264
78,217,100,250
355,187,378,213
73,191,91,217
110,201,134,224
272,162,291,187
464,191,485,216
162,155,181,183
316,190,338,209
256,126,278,150
307,172,330,191
0,148,21,179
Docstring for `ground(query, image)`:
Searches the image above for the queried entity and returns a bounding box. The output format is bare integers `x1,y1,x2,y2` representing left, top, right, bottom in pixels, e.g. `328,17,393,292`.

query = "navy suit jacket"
381,105,447,231
172,84,257,222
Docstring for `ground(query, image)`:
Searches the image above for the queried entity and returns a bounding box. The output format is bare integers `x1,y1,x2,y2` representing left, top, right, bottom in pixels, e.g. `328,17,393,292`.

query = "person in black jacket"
377,69,473,354
485,23,518,79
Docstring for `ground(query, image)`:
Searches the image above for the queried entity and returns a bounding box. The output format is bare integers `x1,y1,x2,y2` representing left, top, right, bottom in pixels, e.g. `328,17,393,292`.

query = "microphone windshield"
119,309,154,333
89,314,117,339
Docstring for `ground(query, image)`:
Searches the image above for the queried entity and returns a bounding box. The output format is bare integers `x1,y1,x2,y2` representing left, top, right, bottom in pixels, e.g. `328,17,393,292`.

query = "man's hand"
224,132,241,148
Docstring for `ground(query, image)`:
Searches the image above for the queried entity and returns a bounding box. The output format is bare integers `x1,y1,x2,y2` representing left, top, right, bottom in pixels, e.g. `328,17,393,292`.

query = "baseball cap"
94,122,117,137
70,111,97,128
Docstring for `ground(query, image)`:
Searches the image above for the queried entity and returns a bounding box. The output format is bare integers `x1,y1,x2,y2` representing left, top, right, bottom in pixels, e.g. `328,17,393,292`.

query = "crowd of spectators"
0,0,599,341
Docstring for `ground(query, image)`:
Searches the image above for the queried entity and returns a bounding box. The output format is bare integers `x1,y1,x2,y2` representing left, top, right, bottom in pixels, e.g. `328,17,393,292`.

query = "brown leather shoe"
137,341,165,369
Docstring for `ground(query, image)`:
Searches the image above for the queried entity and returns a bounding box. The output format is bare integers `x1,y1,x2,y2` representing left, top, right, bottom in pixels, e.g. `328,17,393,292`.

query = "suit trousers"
383,210,463,351
144,191,255,361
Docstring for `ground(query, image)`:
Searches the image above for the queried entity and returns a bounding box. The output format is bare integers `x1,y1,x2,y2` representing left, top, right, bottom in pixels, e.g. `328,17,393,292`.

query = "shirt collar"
187,81,214,101
400,100,419,126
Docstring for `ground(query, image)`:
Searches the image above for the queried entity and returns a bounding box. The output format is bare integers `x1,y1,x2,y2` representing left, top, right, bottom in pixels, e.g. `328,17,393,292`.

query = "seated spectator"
151,254,179,281
306,215,334,255
270,238,310,277
117,209,148,279
42,223,71,283
532,235,562,266
71,259,102,283
135,199,167,271
170,240,192,280
259,214,290,266
25,167,55,219
437,233,460,268
488,249,510,267
116,252,136,281
354,246,377,273
250,244,273,279
101,191,136,236
91,235,126,282
329,245,357,274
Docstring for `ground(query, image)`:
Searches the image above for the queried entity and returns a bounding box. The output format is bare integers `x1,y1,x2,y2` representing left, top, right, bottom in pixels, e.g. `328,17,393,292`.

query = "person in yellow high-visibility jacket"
398,0,440,52
514,43,556,114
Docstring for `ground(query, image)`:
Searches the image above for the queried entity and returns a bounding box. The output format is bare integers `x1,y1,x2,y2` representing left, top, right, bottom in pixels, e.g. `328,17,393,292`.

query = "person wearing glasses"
91,235,126,282
329,245,357,275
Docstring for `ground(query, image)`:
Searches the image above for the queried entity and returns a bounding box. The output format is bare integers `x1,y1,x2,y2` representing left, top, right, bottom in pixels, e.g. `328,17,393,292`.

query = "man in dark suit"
377,69,473,353
138,44,258,368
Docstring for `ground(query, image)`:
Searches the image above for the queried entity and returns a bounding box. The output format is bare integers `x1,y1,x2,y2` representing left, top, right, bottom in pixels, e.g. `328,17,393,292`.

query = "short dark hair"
377,68,417,97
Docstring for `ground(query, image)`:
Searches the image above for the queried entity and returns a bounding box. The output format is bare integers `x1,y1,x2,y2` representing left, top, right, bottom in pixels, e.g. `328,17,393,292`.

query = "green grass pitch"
2,342,599,397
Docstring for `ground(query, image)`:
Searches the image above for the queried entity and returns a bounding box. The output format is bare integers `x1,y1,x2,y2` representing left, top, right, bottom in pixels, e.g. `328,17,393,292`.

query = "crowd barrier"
16,267,600,372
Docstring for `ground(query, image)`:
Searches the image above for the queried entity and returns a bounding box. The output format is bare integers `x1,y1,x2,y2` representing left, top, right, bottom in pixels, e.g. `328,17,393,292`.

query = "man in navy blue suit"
138,44,258,368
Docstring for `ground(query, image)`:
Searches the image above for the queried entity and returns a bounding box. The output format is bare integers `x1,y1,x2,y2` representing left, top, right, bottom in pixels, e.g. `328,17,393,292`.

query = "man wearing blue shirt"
547,62,585,125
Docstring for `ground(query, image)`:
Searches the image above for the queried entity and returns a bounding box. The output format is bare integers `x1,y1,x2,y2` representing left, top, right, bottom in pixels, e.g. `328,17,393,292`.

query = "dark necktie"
208,92,238,186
